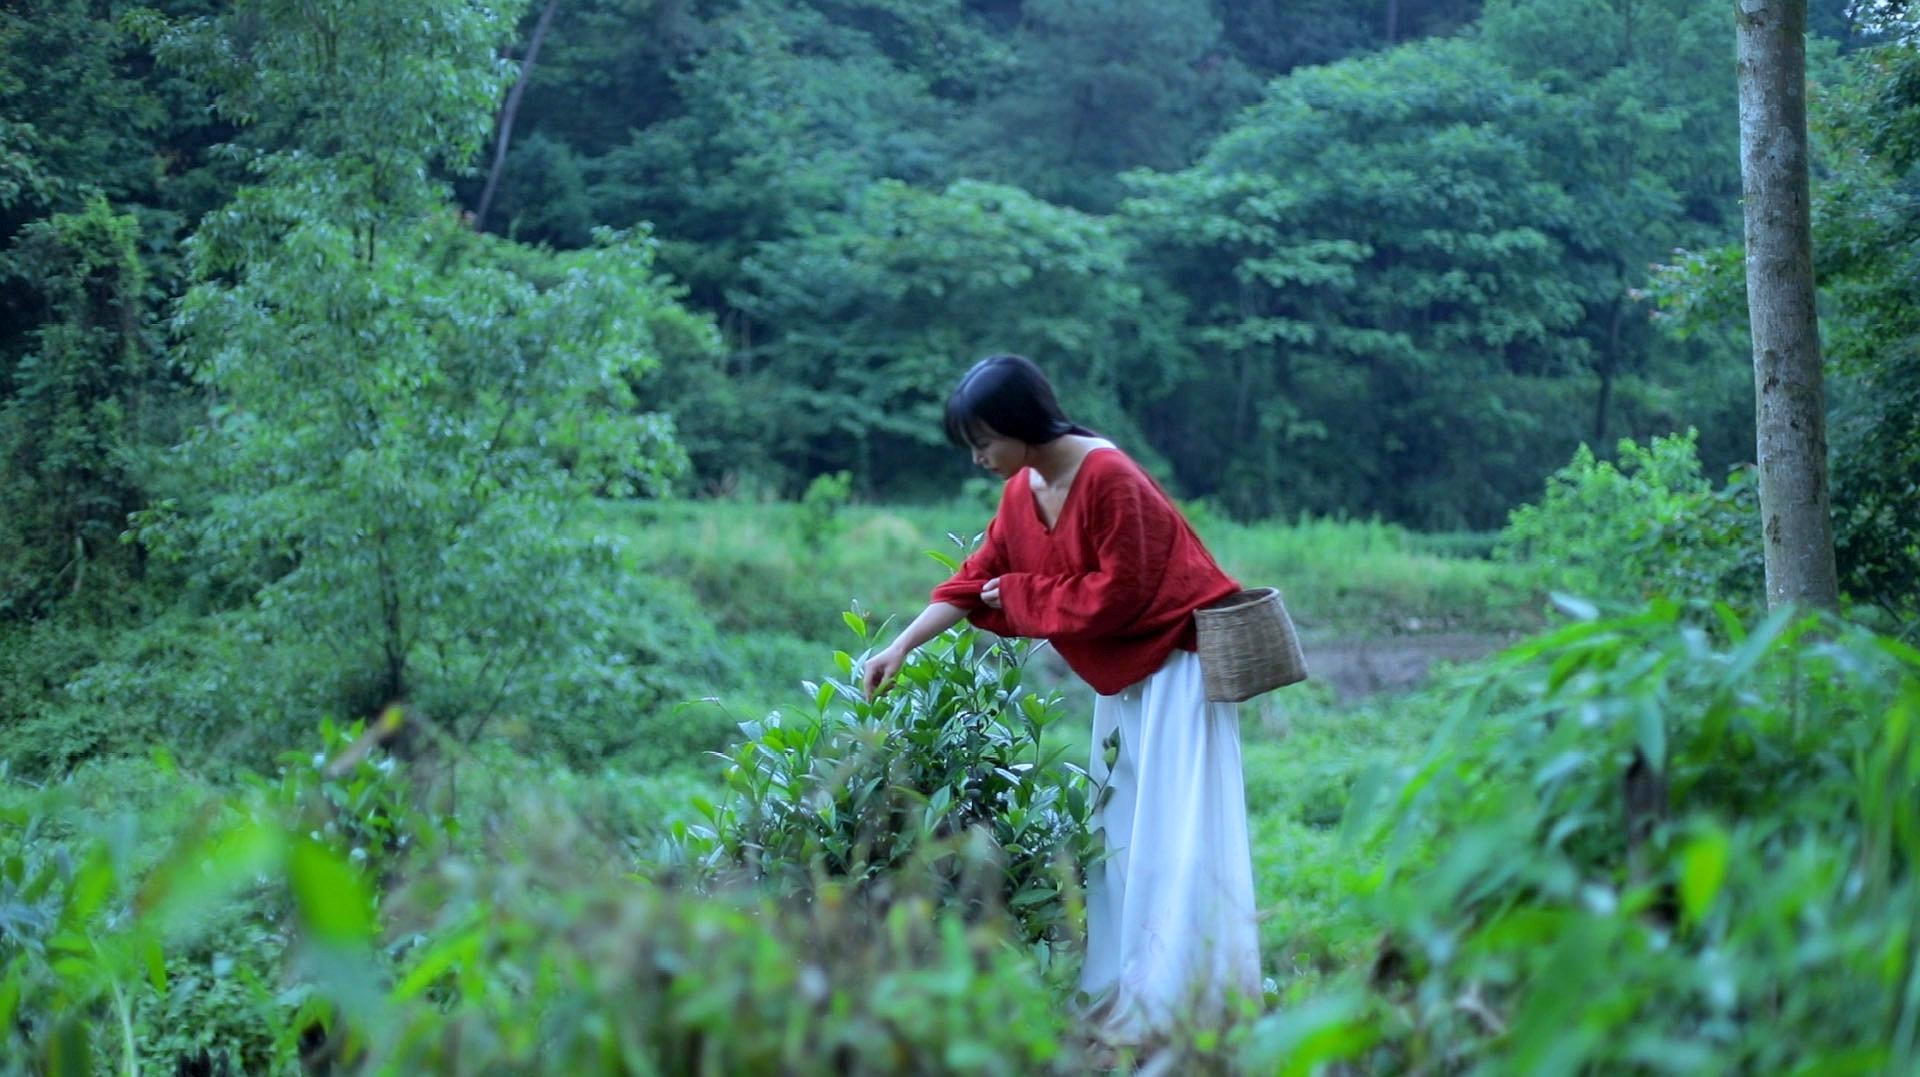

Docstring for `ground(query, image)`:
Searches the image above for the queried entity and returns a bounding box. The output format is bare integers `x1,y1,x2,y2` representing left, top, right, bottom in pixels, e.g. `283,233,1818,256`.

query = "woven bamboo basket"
1193,587,1308,702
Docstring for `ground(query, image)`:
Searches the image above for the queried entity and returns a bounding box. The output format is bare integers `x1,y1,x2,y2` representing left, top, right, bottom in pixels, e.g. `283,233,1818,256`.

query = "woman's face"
966,425,1028,480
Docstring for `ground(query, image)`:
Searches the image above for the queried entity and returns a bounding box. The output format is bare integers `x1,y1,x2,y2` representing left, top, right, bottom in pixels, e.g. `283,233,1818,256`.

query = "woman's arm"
863,601,971,698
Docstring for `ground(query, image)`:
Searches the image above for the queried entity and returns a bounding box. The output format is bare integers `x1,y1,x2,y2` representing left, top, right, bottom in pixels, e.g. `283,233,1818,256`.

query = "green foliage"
148,0,519,222
139,211,696,757
1478,0,1749,454
4,702,1091,1074
372,872,1087,1074
0,0,242,419
1499,431,1761,610
1810,39,1920,632
0,618,116,771
732,178,1184,491
5,0,1816,551
578,0,976,306
1124,36,1588,525
677,616,1100,954
1220,0,1484,76
0,119,49,214
962,0,1252,211
796,469,854,552
0,0,232,246
1645,37,1920,636
0,2,238,631
0,755,308,1074
1345,603,1920,1072
91,0,720,765
487,130,596,246
0,195,150,620
420,0,1771,530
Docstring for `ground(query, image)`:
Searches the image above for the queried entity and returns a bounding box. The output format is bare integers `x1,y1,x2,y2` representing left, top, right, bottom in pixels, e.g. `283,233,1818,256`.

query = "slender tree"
1734,0,1839,610
476,0,561,232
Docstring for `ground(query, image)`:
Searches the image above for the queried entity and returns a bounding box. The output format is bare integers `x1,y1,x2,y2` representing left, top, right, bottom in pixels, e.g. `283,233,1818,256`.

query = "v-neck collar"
1026,446,1115,534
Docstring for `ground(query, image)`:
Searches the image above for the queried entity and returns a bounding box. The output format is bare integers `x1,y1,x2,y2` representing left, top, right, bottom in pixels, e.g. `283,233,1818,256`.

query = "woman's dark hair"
943,354,1093,448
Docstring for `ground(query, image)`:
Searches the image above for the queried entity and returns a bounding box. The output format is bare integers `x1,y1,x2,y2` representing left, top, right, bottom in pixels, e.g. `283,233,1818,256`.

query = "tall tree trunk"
1735,0,1839,611
475,0,561,233
1384,0,1401,43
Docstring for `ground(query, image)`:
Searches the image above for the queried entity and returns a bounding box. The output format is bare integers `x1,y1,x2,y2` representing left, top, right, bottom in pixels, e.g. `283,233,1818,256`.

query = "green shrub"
2,714,1092,1075
0,195,151,624
796,469,855,552
0,755,307,1075
675,612,1101,956
1499,430,1761,611
1341,603,1920,1073
372,869,1086,1075
0,615,122,773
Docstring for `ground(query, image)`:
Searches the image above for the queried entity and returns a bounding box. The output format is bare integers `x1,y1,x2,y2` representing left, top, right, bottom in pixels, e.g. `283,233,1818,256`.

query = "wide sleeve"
929,501,1017,636
994,467,1171,642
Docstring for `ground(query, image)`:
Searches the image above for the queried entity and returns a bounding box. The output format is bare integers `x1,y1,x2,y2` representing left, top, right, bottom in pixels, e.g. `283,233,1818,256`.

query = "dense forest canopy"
1,1,1907,528
460,0,1896,527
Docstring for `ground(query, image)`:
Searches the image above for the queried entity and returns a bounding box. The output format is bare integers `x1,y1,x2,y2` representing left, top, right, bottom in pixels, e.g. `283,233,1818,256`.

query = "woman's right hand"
860,602,967,700
863,643,907,699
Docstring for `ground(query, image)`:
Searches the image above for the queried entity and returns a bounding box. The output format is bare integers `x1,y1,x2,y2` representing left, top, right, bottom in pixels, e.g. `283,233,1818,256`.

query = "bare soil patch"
1302,632,1517,701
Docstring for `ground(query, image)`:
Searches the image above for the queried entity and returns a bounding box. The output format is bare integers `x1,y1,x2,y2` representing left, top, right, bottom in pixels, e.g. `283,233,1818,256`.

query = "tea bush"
675,611,1100,955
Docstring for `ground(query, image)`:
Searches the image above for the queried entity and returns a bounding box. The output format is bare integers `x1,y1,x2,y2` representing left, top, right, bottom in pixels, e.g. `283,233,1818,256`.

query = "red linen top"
930,448,1240,696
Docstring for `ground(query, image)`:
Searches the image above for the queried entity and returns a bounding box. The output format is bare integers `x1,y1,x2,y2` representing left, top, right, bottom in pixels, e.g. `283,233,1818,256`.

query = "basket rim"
1196,586,1281,617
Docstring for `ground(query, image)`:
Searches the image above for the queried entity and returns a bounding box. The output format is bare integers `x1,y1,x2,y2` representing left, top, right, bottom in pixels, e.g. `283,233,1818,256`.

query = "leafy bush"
0,615,122,773
675,612,1100,956
1341,603,1920,1072
2,712,1093,1075
796,468,855,551
373,866,1086,1075
1499,430,1761,610
0,755,305,1075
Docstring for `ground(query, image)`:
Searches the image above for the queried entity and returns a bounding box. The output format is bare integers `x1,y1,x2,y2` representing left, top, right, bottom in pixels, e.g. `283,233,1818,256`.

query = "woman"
862,355,1261,1041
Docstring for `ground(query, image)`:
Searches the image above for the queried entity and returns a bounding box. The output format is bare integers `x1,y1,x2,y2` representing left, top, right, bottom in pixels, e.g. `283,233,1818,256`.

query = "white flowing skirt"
1078,648,1262,1039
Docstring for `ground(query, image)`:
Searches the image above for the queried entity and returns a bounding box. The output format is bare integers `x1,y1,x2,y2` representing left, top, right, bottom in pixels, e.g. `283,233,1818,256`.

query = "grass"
589,497,1541,645
1237,679,1456,987
578,497,1537,777
1199,514,1541,638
